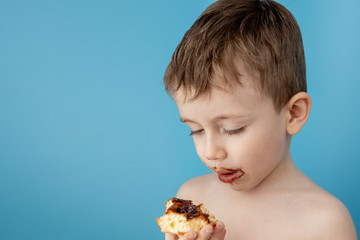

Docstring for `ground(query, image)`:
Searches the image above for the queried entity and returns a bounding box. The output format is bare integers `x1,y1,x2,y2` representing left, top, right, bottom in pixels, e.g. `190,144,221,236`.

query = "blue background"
0,0,359,239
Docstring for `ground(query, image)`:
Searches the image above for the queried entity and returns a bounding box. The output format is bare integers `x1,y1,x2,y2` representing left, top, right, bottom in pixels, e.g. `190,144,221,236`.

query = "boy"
163,0,357,239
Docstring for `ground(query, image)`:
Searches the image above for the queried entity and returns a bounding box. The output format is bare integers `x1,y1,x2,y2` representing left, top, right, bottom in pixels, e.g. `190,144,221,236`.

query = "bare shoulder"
305,189,357,239
175,173,215,203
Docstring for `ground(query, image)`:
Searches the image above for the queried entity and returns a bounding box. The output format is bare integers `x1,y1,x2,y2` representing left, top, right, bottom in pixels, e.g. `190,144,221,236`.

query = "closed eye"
224,127,245,136
189,129,204,136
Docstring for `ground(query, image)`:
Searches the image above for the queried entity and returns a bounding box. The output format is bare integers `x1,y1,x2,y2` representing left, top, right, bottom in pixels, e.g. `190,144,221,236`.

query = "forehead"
174,75,264,119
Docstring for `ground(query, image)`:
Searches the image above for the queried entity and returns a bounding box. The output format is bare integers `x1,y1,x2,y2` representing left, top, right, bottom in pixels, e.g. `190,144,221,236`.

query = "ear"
285,92,312,135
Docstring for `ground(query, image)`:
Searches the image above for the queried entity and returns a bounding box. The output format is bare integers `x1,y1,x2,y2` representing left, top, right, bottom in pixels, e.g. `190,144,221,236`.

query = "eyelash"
189,129,204,136
189,128,245,136
225,127,245,136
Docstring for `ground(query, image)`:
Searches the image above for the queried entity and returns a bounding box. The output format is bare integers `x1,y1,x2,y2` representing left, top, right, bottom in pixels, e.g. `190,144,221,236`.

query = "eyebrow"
180,114,249,123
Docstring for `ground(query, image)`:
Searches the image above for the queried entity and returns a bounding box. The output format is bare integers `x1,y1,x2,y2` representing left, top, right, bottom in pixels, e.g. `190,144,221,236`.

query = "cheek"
192,138,206,162
239,122,287,172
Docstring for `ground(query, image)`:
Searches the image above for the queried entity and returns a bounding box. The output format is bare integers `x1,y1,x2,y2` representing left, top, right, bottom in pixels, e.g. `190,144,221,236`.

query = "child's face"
174,70,291,192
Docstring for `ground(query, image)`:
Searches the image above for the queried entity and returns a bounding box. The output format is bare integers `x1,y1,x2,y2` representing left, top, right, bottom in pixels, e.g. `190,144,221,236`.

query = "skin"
164,65,357,240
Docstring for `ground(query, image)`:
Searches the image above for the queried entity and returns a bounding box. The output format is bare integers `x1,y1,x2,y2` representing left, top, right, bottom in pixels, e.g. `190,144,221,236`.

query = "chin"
229,183,251,192
221,178,251,192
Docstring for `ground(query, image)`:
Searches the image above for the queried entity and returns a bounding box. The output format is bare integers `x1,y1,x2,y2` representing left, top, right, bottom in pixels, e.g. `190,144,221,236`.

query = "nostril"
205,149,227,161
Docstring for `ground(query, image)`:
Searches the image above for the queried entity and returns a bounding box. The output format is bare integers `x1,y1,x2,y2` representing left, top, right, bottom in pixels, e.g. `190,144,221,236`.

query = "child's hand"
165,221,226,240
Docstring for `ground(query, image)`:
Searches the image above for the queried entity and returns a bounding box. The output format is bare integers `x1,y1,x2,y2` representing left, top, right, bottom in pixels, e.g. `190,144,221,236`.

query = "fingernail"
216,221,224,229
205,227,213,234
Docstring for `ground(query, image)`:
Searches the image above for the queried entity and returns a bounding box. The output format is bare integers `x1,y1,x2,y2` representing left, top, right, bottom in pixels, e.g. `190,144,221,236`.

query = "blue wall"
0,0,358,239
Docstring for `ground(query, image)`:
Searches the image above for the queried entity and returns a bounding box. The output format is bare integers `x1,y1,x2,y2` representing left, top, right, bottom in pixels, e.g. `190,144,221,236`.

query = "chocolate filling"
166,198,210,221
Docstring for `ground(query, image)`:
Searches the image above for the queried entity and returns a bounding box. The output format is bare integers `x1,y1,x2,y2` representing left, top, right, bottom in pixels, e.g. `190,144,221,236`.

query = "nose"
204,134,227,161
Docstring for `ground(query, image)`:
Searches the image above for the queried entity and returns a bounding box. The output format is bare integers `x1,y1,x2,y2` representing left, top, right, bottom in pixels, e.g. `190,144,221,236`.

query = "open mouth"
215,169,244,183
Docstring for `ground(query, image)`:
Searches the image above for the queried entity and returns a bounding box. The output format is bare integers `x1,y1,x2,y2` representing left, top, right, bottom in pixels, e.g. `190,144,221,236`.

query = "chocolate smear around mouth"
217,169,245,183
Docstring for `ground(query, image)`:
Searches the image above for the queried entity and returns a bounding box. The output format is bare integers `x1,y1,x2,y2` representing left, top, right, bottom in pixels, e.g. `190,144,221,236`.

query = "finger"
196,224,215,240
165,233,179,240
179,231,197,240
211,221,226,240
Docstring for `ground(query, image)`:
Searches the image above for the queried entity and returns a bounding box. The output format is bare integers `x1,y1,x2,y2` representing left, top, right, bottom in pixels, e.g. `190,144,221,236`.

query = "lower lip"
217,171,244,183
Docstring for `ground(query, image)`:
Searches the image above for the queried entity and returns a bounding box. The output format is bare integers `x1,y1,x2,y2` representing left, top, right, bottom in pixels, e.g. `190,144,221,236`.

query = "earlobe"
286,92,312,135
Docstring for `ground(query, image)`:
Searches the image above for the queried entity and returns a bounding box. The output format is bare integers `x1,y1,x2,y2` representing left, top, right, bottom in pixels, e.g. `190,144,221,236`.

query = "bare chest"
204,195,316,240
